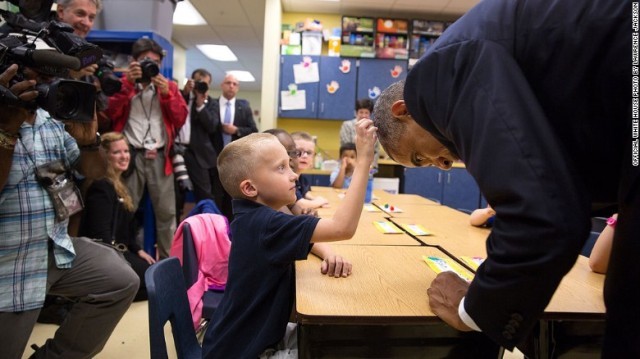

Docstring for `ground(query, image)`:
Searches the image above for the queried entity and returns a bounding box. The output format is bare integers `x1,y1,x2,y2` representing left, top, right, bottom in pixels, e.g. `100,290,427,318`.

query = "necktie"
223,101,232,147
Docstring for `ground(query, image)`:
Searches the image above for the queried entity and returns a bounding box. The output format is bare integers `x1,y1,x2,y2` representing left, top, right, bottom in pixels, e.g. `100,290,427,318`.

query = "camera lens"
138,58,160,83
55,81,80,118
194,81,209,94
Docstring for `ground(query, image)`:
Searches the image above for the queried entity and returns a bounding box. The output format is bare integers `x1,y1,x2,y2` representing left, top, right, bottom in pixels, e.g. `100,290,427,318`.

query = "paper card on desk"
459,256,485,271
398,223,432,236
423,256,474,282
380,204,403,213
363,203,380,212
373,221,403,234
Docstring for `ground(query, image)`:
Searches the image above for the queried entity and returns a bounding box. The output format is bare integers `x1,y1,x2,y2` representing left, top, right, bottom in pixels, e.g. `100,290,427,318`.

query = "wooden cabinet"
356,58,407,101
279,55,357,120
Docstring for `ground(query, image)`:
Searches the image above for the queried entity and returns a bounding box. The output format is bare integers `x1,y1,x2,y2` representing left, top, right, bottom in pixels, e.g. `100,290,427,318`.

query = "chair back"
145,257,202,359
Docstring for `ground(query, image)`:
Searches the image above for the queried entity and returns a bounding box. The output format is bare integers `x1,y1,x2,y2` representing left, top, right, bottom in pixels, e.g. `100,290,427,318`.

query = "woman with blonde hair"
80,132,155,301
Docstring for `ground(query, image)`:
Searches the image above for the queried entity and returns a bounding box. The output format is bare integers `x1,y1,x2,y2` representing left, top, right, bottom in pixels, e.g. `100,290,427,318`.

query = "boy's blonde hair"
290,131,314,142
217,133,279,198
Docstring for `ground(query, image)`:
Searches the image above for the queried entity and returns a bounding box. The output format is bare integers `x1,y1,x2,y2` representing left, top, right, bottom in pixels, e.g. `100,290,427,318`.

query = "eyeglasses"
298,150,314,157
287,150,302,158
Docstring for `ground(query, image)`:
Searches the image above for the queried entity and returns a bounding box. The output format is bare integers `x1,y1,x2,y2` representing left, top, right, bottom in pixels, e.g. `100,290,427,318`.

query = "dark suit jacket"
182,94,220,169
404,0,630,351
211,98,258,154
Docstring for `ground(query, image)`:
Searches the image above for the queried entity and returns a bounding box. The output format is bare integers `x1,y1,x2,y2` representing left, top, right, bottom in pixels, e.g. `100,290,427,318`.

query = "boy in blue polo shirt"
202,119,377,358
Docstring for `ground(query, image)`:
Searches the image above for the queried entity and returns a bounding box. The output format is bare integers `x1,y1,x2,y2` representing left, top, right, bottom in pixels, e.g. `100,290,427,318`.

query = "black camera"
137,58,159,83
194,81,208,94
0,9,100,122
95,56,121,96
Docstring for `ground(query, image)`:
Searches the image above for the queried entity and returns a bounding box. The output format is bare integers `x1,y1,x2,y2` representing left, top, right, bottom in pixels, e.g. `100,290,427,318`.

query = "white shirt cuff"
458,297,482,331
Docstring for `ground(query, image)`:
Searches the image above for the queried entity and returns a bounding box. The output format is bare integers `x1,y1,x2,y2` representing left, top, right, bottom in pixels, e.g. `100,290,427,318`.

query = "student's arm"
589,214,616,274
311,119,376,242
310,243,352,277
469,205,495,227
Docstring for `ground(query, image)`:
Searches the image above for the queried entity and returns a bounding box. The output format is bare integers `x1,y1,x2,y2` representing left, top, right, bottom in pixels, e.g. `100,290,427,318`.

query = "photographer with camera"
0,63,139,358
174,68,219,219
106,37,188,259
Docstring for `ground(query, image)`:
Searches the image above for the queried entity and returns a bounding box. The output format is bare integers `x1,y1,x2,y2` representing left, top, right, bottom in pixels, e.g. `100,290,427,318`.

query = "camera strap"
138,87,157,142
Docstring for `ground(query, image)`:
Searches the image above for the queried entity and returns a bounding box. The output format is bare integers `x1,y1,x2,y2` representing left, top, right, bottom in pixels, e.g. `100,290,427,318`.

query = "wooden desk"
295,245,500,358
373,191,440,206
325,209,422,246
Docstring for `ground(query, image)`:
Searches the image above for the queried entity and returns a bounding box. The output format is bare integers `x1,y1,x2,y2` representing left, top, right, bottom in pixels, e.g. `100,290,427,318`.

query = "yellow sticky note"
373,221,403,234
399,223,431,236
422,256,474,282
364,203,380,212
459,256,485,271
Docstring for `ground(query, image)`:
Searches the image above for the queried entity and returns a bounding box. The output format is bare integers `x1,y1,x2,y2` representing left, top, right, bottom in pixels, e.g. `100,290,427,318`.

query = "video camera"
0,7,102,122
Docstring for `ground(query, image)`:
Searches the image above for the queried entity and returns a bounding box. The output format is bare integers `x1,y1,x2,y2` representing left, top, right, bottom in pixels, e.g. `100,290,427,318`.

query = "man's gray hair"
58,0,103,13
372,80,406,159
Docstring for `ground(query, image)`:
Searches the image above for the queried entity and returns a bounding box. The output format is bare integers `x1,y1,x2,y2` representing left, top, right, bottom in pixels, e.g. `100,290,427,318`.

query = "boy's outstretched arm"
310,243,353,277
311,118,377,242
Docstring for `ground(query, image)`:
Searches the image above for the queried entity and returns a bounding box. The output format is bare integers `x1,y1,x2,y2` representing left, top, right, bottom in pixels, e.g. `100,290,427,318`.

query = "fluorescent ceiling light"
226,71,255,82
196,45,238,62
173,0,206,26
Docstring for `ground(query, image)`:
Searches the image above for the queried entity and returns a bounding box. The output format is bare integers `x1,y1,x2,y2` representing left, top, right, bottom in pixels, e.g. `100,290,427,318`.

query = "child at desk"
202,119,377,359
291,131,329,209
331,142,357,189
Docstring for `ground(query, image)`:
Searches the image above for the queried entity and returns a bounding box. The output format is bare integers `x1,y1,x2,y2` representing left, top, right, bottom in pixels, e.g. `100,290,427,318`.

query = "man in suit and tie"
212,73,259,220
175,69,220,219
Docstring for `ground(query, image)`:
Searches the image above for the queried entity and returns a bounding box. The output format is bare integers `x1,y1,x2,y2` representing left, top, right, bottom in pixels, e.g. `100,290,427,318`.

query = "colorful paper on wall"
373,221,402,234
293,61,319,84
280,90,306,110
459,256,485,271
422,256,474,282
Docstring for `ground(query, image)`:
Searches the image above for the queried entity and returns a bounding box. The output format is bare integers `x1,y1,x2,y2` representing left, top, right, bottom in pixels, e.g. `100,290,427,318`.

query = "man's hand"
0,64,37,132
427,271,473,331
151,74,170,96
68,64,98,80
182,79,194,97
125,61,142,85
221,123,237,135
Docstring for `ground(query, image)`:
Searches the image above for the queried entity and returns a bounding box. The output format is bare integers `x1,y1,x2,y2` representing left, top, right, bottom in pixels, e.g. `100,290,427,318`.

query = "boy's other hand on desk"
427,271,473,332
321,255,353,278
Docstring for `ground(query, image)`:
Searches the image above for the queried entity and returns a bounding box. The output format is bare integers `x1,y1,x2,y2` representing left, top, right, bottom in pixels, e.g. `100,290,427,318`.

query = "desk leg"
537,320,550,359
297,323,310,359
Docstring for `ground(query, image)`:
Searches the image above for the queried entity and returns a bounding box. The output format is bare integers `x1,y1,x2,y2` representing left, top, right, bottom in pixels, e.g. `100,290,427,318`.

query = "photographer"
174,68,219,219
56,0,100,78
0,64,139,358
106,37,188,259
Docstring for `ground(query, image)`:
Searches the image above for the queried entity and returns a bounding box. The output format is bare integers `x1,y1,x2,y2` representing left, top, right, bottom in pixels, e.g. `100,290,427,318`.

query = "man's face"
356,108,371,120
57,0,97,38
194,73,211,85
385,101,459,169
221,75,239,100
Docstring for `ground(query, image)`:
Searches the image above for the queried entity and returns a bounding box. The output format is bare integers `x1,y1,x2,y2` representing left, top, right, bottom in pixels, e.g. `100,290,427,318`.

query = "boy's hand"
321,255,353,278
355,118,377,166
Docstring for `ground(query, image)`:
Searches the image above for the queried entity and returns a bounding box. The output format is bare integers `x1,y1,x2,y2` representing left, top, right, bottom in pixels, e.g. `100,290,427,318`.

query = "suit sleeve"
406,40,592,349
193,98,220,134
83,180,116,243
235,100,258,137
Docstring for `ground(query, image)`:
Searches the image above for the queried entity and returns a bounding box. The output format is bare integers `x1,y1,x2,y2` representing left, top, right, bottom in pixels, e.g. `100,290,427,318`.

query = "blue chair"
145,257,202,359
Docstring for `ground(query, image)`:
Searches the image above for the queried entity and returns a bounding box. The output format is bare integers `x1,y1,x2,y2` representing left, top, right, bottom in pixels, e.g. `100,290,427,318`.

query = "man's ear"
239,179,257,198
390,100,409,119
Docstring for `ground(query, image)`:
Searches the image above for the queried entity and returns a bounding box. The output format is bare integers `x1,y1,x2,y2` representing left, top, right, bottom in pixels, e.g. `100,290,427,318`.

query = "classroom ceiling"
171,0,480,92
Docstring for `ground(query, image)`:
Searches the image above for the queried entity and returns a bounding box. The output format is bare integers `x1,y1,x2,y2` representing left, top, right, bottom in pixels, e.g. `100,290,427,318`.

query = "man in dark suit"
211,73,259,219
372,0,636,357
175,69,220,219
